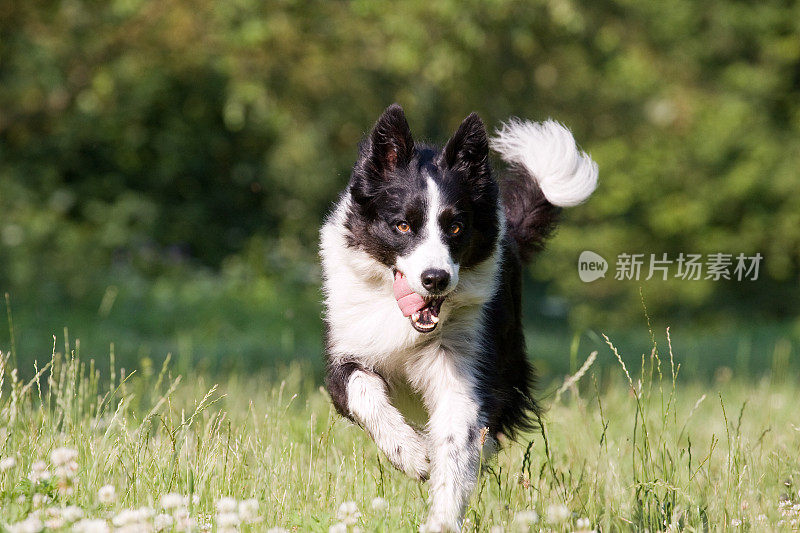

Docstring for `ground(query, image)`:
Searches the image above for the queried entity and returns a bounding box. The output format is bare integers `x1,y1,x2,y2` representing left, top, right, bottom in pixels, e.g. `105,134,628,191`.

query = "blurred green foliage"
1,0,799,368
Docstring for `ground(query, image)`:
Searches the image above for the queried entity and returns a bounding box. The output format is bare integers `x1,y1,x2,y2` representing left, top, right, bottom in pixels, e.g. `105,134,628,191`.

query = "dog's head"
345,104,501,332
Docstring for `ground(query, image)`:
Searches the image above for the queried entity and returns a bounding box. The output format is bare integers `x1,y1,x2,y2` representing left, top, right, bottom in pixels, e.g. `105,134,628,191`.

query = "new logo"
578,251,608,282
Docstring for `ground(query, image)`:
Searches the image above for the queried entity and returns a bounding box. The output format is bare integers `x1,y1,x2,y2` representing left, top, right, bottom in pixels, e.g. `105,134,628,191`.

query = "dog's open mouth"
409,296,446,333
393,270,447,333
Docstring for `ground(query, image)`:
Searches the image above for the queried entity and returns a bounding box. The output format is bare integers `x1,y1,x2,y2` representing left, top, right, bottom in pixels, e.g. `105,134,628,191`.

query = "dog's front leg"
416,352,484,532
325,360,429,480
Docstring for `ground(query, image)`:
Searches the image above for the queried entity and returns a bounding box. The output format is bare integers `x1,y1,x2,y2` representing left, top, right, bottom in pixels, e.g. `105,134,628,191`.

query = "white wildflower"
575,516,594,532
217,512,242,532
174,508,196,531
62,506,84,522
45,518,66,530
512,509,539,530
28,461,50,483
337,501,361,525
155,513,174,531
44,508,65,530
32,493,51,508
546,503,570,523
216,497,238,514
161,492,184,510
0,456,17,471
50,447,78,466
238,498,261,524
98,484,116,505
7,515,44,533
371,496,388,512
112,507,155,527
329,523,347,533
73,519,110,533
731,518,742,527
217,512,240,527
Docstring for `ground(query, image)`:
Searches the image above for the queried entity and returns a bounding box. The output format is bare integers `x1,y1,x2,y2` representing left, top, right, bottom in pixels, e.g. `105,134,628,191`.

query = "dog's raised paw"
386,430,429,481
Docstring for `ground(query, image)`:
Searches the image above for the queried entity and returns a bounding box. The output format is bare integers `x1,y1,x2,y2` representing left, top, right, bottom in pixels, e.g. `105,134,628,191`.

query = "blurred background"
1,0,799,381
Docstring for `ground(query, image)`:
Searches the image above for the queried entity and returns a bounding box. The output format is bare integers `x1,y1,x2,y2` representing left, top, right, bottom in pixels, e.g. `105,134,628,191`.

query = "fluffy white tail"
490,119,598,207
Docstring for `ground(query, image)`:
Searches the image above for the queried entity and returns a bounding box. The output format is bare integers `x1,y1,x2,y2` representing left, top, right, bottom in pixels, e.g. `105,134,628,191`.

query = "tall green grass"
0,327,798,531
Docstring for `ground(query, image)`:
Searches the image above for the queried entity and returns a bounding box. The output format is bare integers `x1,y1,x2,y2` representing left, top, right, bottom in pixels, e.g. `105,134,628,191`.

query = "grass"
1,327,799,532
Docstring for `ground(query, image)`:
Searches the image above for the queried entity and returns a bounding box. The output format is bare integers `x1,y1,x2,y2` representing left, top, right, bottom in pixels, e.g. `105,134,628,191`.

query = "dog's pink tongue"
393,271,427,317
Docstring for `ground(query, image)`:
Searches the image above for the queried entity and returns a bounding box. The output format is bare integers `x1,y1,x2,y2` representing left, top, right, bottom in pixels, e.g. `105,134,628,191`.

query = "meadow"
1,323,799,533
3,1,800,531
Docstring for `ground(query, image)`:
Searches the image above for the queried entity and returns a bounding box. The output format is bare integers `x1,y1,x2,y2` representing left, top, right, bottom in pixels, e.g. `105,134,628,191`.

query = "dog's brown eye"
449,222,463,236
396,221,411,233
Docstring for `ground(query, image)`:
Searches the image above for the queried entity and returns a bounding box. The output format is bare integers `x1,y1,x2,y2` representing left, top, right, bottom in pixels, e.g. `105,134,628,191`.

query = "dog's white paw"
386,429,429,480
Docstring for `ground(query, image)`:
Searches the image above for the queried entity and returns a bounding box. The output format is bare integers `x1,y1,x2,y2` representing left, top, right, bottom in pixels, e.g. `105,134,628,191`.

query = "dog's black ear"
443,113,490,178
364,104,414,179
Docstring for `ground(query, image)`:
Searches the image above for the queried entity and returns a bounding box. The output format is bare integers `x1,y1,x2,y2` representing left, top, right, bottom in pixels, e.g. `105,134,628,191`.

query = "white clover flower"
173,508,197,532
44,509,65,531
337,501,361,525
370,496,388,512
238,498,261,524
512,509,539,530
0,456,17,471
45,518,66,530
54,461,79,477
161,492,184,510
175,516,197,532
98,484,116,505
28,461,50,483
731,518,742,527
112,507,155,527
7,515,44,533
546,504,570,523
72,519,110,533
62,506,85,522
217,511,240,527
112,510,138,527
216,497,238,514
50,447,79,466
329,523,347,533
155,513,174,531
32,493,51,508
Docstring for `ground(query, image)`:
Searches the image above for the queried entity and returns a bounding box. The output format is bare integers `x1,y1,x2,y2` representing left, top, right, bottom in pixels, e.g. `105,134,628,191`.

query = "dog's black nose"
421,269,450,293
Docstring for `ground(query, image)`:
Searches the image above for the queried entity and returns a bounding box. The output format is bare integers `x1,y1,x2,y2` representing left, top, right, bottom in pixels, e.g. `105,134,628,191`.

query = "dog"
320,104,597,531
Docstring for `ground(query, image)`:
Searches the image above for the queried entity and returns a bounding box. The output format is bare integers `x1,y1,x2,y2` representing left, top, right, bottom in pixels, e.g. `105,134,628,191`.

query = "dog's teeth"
411,311,421,322
431,315,439,324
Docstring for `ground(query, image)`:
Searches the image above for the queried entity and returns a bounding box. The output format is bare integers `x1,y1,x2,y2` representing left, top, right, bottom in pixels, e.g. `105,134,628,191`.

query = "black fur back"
500,164,561,263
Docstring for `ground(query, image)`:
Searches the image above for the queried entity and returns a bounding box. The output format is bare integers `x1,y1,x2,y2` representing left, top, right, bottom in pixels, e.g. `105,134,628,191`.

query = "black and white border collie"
320,104,597,531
